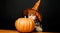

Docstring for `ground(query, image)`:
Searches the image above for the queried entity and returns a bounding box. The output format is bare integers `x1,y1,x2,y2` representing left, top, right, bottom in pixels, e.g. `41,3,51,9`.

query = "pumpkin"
15,16,35,32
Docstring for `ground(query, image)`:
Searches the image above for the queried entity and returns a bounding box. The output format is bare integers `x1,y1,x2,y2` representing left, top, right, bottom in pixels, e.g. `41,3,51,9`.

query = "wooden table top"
0,29,57,33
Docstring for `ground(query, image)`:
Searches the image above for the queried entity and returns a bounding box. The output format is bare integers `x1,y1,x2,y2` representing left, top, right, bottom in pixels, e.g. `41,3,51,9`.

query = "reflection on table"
0,29,57,33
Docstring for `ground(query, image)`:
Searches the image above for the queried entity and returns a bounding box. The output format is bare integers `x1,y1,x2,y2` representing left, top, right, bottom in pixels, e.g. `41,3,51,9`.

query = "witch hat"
32,0,41,11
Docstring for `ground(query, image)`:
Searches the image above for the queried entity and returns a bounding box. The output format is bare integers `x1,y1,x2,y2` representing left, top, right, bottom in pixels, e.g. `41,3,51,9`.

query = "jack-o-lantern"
15,16,35,32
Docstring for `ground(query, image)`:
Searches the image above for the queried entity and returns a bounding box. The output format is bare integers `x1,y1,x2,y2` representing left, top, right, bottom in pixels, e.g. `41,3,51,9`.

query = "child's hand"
35,26,43,32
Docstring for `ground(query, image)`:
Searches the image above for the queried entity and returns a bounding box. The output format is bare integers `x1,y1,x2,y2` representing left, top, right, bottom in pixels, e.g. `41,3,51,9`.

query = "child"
22,0,43,32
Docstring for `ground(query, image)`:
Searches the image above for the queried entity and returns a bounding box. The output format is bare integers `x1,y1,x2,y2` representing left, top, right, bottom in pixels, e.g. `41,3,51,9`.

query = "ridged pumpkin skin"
15,18,35,32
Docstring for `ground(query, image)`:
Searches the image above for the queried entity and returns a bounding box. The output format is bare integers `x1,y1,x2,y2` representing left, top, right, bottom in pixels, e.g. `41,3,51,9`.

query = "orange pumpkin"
15,17,35,32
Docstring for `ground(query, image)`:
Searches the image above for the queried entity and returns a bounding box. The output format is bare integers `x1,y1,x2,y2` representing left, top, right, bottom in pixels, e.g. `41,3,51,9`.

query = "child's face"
28,14,36,20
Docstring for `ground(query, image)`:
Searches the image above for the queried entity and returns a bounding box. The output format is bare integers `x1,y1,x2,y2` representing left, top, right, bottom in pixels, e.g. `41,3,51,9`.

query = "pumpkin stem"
24,16,26,18
32,0,41,11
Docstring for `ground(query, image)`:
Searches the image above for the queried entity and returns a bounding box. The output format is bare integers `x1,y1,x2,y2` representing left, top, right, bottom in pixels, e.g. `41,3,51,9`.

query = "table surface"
0,29,57,33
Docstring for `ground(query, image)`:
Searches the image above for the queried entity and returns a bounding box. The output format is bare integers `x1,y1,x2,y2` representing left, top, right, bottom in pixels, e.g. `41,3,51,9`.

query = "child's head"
28,14,36,21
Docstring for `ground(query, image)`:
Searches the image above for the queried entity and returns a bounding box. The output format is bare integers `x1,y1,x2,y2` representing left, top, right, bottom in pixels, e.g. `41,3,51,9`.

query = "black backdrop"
0,0,60,32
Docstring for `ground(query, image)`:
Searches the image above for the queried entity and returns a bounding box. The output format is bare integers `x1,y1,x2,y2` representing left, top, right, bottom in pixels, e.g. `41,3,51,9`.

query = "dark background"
0,0,60,32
